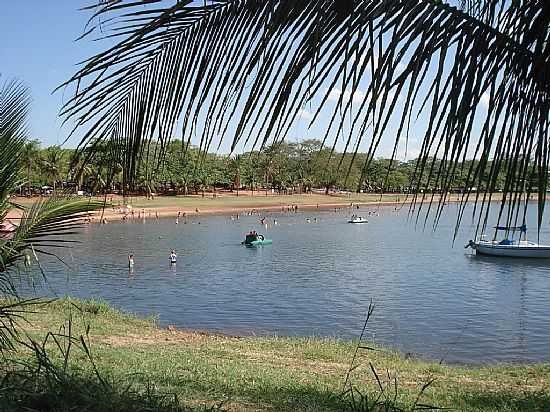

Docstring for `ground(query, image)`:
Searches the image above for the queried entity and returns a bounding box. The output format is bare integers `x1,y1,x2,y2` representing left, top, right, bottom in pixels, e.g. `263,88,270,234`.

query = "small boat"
465,225,550,258
243,233,272,247
348,215,368,224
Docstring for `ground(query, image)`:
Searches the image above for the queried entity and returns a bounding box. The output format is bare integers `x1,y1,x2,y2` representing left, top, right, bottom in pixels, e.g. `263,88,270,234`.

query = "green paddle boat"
243,233,272,246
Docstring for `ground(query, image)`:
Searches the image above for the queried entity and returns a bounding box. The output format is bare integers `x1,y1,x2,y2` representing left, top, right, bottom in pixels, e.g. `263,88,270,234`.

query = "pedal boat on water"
348,215,368,224
465,225,550,258
242,233,272,247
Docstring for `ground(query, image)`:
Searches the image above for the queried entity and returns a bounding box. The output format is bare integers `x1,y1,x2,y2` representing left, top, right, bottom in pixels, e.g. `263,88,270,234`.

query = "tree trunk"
27,165,31,196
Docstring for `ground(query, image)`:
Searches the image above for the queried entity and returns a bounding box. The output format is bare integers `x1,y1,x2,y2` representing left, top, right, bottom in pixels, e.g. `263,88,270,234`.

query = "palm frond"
0,75,107,351
0,196,105,274
61,0,550,233
0,298,44,352
0,77,30,221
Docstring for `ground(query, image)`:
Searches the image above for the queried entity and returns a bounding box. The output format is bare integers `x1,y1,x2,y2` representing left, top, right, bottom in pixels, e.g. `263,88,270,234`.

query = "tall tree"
20,140,40,195
40,145,66,193
228,154,242,195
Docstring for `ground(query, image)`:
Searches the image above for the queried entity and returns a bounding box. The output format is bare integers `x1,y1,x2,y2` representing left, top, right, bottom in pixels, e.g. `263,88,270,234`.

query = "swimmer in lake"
169,250,177,264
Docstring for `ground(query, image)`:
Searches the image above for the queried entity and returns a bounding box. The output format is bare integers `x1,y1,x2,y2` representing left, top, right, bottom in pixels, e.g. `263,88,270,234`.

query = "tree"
20,140,40,195
61,1,550,231
228,155,242,195
40,145,66,193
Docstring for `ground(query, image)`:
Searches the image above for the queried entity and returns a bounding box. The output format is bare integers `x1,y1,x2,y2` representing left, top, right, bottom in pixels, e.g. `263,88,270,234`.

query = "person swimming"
169,250,177,264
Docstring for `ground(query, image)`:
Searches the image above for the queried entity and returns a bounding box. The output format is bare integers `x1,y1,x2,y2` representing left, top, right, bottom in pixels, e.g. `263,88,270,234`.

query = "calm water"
23,205,550,364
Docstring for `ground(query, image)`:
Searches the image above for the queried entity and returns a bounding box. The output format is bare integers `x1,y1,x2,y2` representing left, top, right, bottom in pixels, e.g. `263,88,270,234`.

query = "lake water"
24,204,550,364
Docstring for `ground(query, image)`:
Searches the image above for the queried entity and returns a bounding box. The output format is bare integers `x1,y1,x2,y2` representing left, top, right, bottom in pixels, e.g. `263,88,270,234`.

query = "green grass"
6,298,550,411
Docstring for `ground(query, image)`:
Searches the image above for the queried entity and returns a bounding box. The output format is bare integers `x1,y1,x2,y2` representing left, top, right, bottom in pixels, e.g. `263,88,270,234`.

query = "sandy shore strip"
5,191,513,223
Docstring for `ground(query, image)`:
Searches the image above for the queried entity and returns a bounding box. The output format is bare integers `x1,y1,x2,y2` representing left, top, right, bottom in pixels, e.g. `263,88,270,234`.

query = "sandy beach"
5,192,467,222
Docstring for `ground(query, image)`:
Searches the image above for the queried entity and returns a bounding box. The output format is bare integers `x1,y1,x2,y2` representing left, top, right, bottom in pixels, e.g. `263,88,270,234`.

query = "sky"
0,1,107,147
0,1,487,160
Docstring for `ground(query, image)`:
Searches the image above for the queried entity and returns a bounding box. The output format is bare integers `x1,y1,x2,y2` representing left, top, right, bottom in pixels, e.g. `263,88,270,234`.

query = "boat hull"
474,242,550,258
245,239,272,247
348,220,368,224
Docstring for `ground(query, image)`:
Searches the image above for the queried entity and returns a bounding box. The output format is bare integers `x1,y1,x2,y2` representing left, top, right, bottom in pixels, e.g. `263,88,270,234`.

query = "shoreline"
92,199,411,221
15,297,550,412
7,192,476,222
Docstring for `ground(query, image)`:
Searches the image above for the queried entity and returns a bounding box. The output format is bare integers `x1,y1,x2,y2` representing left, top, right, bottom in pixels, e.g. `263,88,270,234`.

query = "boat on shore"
348,215,368,224
466,225,550,258
242,233,272,247
0,220,17,240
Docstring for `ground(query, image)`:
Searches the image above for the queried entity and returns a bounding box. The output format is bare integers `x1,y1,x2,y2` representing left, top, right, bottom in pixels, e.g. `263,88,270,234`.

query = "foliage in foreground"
1,76,159,410
3,298,549,412
0,76,106,355
0,303,222,412
62,0,550,235
0,351,220,412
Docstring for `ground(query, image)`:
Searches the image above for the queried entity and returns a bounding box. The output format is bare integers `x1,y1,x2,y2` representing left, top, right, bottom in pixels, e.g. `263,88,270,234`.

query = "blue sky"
1,1,487,160
0,1,106,147
0,1,412,157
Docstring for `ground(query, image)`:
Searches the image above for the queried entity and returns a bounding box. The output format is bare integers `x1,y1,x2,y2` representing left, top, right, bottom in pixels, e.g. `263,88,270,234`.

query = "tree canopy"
21,139,541,202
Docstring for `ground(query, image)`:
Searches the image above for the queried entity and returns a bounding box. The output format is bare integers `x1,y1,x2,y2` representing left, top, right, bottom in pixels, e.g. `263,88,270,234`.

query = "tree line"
20,139,543,197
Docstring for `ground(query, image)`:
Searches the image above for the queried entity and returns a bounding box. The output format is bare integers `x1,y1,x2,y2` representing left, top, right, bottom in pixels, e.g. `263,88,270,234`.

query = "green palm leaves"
61,1,550,232
0,77,101,351
0,77,103,274
0,79,29,221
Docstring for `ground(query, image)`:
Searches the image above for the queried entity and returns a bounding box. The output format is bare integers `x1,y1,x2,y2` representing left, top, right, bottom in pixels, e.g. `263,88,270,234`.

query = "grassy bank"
5,298,549,411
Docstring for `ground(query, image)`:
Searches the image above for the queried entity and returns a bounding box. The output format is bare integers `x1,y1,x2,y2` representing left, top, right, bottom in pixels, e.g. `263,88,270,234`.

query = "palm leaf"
0,196,104,274
0,75,106,351
0,77,30,221
61,0,550,234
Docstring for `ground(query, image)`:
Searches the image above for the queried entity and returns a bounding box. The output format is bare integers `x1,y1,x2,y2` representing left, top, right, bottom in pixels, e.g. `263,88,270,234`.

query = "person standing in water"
128,254,135,268
169,250,177,265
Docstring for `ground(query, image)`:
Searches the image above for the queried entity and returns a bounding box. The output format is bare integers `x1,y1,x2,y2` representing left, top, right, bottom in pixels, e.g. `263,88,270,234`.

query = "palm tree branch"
62,0,550,232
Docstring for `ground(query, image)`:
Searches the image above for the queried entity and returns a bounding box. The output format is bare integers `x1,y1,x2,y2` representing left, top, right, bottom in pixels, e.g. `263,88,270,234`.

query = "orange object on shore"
0,220,17,239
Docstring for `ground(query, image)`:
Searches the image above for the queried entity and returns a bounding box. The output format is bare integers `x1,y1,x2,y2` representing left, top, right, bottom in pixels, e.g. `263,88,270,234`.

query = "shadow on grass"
0,323,223,412
166,375,345,412
0,372,198,412
0,364,226,412
453,390,550,412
